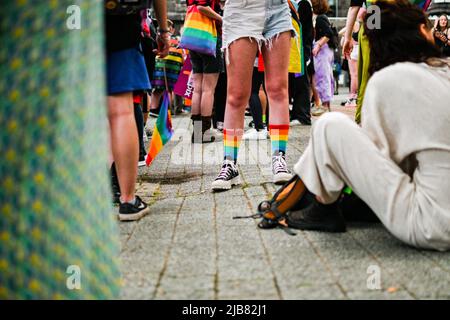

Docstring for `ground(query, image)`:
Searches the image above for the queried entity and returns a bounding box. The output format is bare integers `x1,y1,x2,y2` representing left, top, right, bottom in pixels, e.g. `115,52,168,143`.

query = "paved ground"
117,94,450,300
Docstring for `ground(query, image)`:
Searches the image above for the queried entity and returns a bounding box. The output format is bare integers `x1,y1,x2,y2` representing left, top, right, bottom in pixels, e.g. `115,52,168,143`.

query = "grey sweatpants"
294,113,450,251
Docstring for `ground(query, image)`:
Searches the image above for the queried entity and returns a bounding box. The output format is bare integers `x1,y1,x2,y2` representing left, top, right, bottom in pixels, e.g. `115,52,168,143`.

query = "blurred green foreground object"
0,1,121,299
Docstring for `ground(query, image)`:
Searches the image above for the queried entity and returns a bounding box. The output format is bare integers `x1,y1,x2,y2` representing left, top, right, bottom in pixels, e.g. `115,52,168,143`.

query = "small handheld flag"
145,90,174,166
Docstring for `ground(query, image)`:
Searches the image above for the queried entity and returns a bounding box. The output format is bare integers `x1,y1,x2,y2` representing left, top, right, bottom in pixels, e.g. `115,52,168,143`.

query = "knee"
266,81,288,102
108,95,134,120
194,85,203,97
201,83,215,97
313,112,350,137
227,90,249,110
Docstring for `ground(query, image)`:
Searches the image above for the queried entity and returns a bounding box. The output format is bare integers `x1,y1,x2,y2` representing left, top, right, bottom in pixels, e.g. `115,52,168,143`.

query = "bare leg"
224,38,259,132
108,92,138,202
349,58,358,98
191,73,203,116
261,32,291,125
150,90,163,111
311,74,322,106
211,38,258,190
200,73,219,117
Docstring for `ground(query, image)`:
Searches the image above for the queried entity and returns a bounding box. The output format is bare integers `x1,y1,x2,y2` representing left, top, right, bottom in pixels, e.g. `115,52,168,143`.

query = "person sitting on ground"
284,1,450,251
342,0,432,124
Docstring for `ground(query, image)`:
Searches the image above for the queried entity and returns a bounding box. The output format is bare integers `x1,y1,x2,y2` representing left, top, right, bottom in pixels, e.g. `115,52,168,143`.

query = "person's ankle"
315,195,326,204
120,196,136,205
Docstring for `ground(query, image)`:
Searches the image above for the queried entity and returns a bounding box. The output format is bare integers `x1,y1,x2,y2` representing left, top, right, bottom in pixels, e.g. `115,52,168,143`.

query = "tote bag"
180,5,217,56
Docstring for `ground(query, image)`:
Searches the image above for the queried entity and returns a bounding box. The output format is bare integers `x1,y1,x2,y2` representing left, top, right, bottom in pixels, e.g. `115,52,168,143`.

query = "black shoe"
138,151,147,167
191,116,216,144
286,193,346,232
139,149,146,162
211,160,241,191
339,192,380,223
149,108,160,118
119,196,150,222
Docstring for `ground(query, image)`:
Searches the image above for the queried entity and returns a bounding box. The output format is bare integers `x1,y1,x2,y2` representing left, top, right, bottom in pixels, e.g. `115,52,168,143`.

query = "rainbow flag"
146,91,174,166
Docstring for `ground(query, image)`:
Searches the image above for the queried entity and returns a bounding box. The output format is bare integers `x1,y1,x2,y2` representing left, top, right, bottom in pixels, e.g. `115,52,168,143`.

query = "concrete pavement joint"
347,231,418,299
152,197,186,299
301,231,349,299
242,187,284,300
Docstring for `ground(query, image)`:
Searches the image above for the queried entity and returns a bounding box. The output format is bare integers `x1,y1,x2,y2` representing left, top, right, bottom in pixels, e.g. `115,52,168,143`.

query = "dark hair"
364,1,443,75
436,14,449,32
311,0,330,15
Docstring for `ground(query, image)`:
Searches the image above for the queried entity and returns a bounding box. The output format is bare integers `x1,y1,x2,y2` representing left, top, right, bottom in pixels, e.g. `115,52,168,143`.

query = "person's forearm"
318,36,329,47
345,7,360,41
153,0,169,31
198,6,222,22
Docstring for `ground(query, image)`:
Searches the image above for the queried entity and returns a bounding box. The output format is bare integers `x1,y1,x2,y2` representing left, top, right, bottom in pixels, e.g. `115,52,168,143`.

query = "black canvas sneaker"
211,160,241,191
119,196,150,222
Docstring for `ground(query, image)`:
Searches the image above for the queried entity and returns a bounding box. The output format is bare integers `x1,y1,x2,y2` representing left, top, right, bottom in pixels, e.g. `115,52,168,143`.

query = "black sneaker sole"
118,207,150,222
286,214,346,233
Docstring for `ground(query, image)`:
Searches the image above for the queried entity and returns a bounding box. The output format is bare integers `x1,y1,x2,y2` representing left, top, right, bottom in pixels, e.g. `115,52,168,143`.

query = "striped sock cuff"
223,129,243,162
269,124,289,155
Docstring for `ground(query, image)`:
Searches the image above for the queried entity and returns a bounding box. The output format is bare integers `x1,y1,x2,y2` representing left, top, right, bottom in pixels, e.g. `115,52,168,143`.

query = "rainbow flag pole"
145,89,174,166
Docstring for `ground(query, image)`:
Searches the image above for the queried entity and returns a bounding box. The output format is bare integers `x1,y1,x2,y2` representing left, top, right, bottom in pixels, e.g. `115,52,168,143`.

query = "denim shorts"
222,0,294,54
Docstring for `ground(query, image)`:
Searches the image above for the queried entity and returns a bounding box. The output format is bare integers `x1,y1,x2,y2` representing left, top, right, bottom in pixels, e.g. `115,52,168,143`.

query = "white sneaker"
242,128,268,141
290,119,302,127
212,160,241,191
272,152,293,184
138,159,147,167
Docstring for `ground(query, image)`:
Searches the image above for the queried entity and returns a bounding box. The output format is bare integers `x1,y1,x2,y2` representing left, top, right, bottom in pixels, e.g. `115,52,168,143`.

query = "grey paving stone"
118,114,450,300
281,284,346,300
218,279,279,300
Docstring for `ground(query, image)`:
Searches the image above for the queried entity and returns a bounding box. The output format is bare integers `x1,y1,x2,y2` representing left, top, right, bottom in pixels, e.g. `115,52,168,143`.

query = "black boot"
201,116,216,143
286,190,346,233
191,114,202,143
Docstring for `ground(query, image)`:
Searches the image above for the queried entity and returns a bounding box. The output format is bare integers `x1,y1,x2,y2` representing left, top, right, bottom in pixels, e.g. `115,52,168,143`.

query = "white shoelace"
272,154,289,174
216,160,237,181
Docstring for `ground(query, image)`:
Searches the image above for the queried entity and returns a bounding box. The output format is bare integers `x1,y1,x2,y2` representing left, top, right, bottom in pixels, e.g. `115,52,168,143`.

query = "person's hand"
342,37,352,59
154,32,170,58
439,33,448,43
312,44,321,57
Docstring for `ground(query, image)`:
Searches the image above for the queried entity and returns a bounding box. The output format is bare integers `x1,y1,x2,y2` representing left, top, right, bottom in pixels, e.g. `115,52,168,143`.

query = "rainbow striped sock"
223,129,242,163
269,124,289,155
